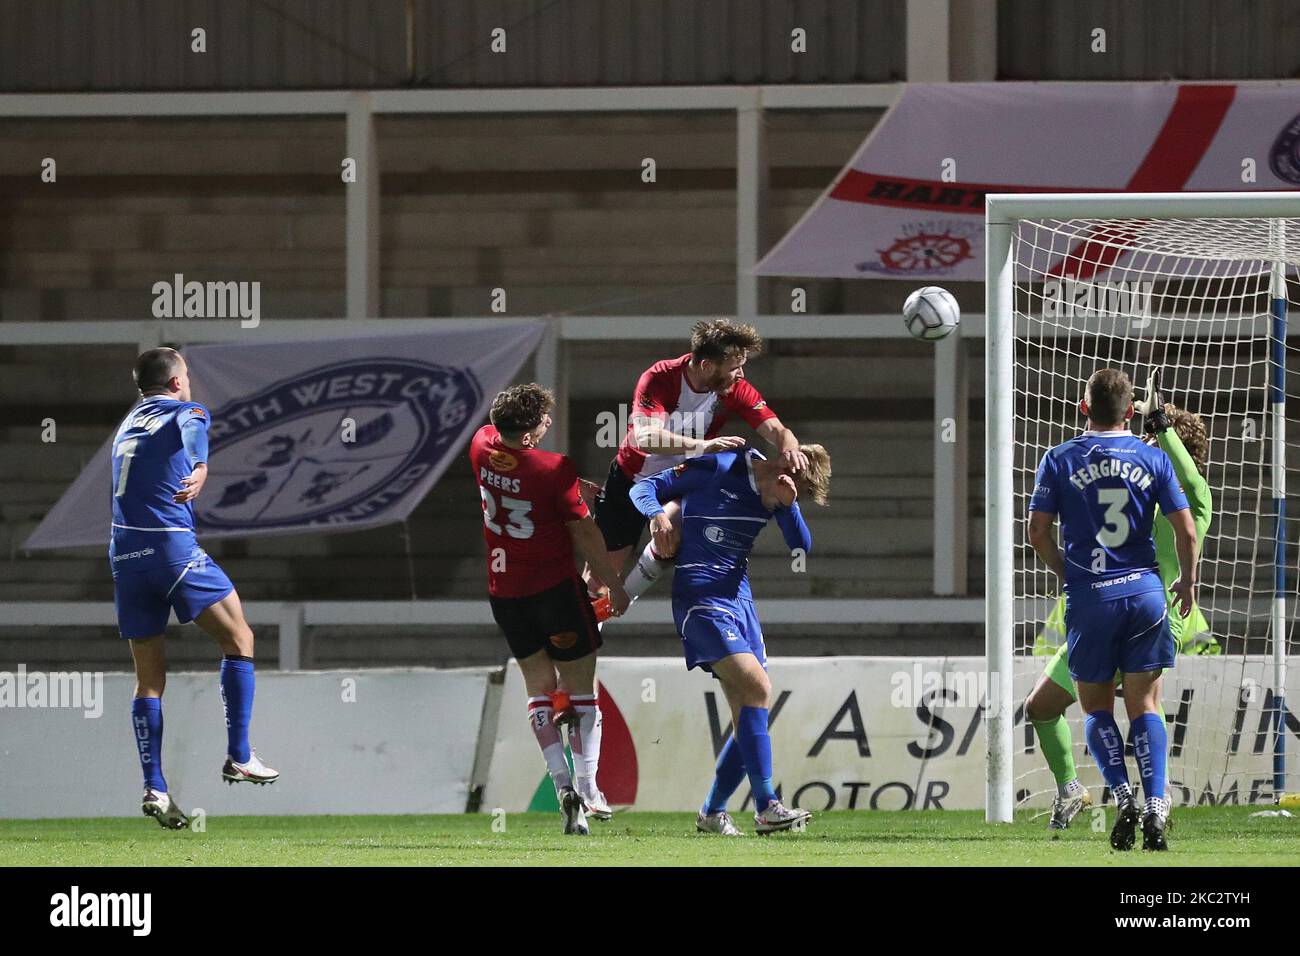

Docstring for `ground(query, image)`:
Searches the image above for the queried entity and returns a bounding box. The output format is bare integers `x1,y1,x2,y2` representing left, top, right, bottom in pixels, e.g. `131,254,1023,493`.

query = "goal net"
986,198,1300,820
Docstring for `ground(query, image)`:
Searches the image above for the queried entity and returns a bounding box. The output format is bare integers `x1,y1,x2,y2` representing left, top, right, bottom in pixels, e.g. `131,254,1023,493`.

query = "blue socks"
1129,712,1168,804
1085,708,1168,805
735,706,776,812
131,696,167,792
219,657,255,764
702,735,747,815
1084,709,1131,794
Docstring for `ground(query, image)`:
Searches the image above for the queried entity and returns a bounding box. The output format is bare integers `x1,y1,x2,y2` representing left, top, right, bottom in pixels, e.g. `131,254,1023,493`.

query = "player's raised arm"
631,415,743,456
774,499,812,554
755,417,807,473
629,456,720,558
771,444,830,553
1137,370,1212,524
629,456,721,515
719,375,803,471
1155,451,1198,618
1156,426,1211,524
1148,404,1213,539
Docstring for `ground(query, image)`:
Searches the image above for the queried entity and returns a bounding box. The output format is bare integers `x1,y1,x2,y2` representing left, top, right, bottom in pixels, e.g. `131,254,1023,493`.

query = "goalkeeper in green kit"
1025,370,1215,831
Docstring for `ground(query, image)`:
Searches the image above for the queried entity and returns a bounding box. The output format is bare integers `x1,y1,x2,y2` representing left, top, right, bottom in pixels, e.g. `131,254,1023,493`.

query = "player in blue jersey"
1026,369,1198,852
630,442,831,836
111,348,278,830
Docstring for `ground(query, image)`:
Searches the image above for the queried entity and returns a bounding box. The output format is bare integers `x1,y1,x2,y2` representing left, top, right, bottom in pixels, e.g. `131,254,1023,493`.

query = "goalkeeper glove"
1134,369,1171,435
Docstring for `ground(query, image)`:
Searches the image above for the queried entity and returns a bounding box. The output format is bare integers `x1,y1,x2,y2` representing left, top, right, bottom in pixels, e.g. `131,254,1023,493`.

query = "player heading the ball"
584,319,808,620
470,384,630,835
1026,368,1198,852
111,347,279,831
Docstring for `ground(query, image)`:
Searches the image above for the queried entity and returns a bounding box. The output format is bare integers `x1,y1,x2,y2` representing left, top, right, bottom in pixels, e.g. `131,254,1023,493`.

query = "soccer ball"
903,286,960,341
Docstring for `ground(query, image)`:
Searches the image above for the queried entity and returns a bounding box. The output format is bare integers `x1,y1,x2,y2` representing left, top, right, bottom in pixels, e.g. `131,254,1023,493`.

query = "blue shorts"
672,595,767,673
1066,589,1174,684
112,553,234,640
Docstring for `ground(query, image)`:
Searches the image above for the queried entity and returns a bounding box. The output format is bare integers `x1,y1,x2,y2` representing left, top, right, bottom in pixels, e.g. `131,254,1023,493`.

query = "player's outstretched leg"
128,635,189,830
193,590,279,785
1025,660,1091,830
567,692,610,819
1078,667,1143,851
591,500,682,624
713,653,809,835
1084,713,1138,849
696,734,747,836
621,541,674,607
1123,670,1171,851
621,500,681,608
527,694,588,834
520,651,587,835
555,653,608,821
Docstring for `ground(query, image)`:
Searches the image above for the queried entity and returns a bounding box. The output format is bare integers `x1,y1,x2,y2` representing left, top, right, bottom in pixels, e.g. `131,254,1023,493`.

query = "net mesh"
1012,216,1300,811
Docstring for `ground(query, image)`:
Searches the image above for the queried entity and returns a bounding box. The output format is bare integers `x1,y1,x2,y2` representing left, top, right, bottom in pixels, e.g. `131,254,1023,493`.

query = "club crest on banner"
856,220,979,276
1270,112,1300,185
198,359,481,530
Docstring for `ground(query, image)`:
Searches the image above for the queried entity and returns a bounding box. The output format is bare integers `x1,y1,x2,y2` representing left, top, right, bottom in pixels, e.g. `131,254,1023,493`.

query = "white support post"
933,324,968,595
534,318,568,455
279,602,304,671
555,327,569,457
949,0,997,82
984,204,1015,823
1270,239,1289,796
346,92,380,320
137,322,163,354
736,96,767,322
906,0,951,82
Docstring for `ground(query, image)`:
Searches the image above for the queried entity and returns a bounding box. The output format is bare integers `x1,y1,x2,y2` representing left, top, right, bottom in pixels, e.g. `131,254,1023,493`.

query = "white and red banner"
23,322,544,549
0,669,492,817
756,82,1300,281
483,656,1298,813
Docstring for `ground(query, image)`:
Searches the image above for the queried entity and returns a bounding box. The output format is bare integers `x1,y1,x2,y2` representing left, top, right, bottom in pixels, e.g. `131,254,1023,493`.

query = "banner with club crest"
757,82,1300,281
23,321,545,549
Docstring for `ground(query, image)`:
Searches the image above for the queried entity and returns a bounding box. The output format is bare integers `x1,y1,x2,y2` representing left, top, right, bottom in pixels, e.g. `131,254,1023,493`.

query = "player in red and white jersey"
586,319,809,614
470,384,629,835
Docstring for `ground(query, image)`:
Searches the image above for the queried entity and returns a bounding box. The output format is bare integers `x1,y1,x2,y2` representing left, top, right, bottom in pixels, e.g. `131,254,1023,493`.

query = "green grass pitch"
1,807,1294,866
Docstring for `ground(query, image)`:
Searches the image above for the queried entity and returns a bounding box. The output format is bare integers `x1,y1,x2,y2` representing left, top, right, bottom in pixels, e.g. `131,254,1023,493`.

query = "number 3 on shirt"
1095,487,1130,547
480,487,535,539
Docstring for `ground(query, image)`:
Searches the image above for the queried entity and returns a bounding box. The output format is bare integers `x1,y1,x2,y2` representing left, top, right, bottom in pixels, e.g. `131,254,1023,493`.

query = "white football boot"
578,781,613,821
142,789,189,830
696,811,746,836
753,800,811,835
559,786,590,835
221,749,280,785
1047,788,1093,831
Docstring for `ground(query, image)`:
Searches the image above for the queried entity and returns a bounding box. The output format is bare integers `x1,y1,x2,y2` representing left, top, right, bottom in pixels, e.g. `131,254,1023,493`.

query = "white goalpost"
985,192,1300,823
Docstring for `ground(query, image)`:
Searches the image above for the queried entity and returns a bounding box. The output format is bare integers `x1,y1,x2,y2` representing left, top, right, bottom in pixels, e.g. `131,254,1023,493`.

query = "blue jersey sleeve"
774,501,812,554
1156,448,1190,515
629,455,721,518
1028,451,1058,514
178,403,210,466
